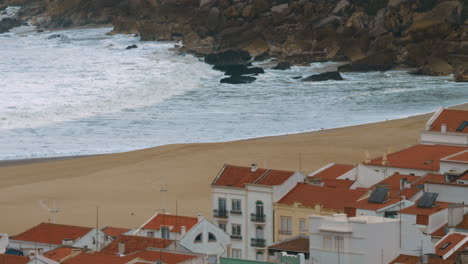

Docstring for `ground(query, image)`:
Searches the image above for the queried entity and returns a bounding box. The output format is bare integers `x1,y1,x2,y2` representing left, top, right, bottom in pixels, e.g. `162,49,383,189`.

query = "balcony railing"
213,209,228,219
230,210,242,215
250,238,266,247
250,213,266,223
279,230,292,235
231,235,242,240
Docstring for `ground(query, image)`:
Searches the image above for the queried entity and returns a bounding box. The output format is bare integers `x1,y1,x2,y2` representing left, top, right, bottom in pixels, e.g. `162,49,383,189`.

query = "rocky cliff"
2,0,467,80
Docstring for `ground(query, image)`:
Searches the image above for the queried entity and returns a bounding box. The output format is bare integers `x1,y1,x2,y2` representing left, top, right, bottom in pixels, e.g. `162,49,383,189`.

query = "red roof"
436,233,468,258
350,198,400,211
277,183,367,211
444,151,468,163
455,214,468,229
400,201,450,216
128,250,197,264
44,247,76,261
429,109,468,133
143,214,198,233
389,254,454,264
100,235,173,254
310,164,354,179
416,173,445,184
11,223,92,245
432,225,448,238
377,173,420,198
63,253,133,264
213,164,296,188
365,145,467,171
318,178,355,189
101,227,131,238
0,254,29,264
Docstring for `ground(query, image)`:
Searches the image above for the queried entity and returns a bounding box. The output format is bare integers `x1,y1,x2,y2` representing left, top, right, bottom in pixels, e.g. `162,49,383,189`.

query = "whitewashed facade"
0,233,8,254
420,108,468,146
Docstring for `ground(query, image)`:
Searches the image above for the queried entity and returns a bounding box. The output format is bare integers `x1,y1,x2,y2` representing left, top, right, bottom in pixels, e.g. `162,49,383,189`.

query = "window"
323,236,333,250
219,223,226,232
280,216,292,235
194,233,202,243
232,224,241,237
439,242,451,250
334,236,344,251
299,219,306,233
256,201,264,216
232,199,241,212
161,227,170,239
219,198,227,211
208,232,217,242
256,226,264,239
231,249,242,259
256,251,264,261
147,231,155,238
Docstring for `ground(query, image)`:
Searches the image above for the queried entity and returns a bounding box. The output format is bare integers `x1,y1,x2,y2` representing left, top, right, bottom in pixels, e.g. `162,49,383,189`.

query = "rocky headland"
1,0,467,81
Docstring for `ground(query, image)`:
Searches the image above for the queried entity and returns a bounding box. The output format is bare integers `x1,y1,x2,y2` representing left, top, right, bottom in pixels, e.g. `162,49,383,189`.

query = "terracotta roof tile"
63,253,133,264
143,214,198,233
101,227,131,238
415,173,446,184
455,214,468,229
0,254,29,264
11,223,92,245
429,109,468,134
213,165,269,188
432,225,448,238
268,236,309,253
318,178,355,189
277,183,367,211
376,173,420,198
100,235,173,255
44,247,76,261
365,145,467,171
350,198,400,211
435,233,468,258
310,164,354,179
399,201,450,216
389,254,454,264
443,151,468,163
256,169,296,186
128,250,197,264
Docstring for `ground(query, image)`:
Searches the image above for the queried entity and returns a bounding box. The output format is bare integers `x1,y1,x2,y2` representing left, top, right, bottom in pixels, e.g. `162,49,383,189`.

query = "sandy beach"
1,104,467,235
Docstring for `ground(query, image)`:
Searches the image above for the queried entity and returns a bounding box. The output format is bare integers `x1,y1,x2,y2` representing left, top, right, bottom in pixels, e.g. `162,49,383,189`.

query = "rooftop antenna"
160,184,168,213
39,200,60,224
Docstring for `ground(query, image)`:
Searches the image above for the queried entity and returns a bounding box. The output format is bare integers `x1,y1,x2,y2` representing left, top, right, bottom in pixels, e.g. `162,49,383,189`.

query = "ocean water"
0,20,467,160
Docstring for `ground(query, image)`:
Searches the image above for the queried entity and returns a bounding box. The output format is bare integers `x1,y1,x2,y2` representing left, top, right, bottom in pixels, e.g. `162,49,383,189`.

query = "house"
100,235,175,255
26,254,60,264
211,164,305,261
133,213,231,262
363,144,468,177
63,250,205,264
274,182,367,241
309,214,434,264
434,231,468,260
420,108,468,146
0,254,29,264
267,236,308,262
8,223,112,255
388,254,455,264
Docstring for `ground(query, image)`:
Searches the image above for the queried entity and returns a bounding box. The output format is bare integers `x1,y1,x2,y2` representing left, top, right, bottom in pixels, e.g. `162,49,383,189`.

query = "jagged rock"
254,52,270,61
314,16,341,30
454,67,468,82
244,38,269,56
205,50,251,66
271,4,288,14
332,0,350,15
220,75,256,84
213,64,264,75
338,51,396,72
206,7,220,31
302,71,343,82
272,62,291,70
418,57,454,76
0,18,21,33
126,44,138,50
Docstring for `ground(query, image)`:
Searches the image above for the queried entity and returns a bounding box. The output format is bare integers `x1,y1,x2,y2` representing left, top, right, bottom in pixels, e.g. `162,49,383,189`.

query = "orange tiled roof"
268,236,309,253
444,151,468,163
100,235,173,254
389,254,454,264
213,164,296,188
63,253,133,264
432,225,448,238
376,173,420,198
256,169,296,186
277,183,367,211
429,109,468,133
101,227,131,238
128,250,197,264
44,247,76,261
350,198,400,211
365,145,467,171
455,214,468,229
415,173,445,184
436,233,468,258
319,178,355,189
310,164,354,179
143,214,198,233
11,223,92,245
400,201,450,216
0,254,29,264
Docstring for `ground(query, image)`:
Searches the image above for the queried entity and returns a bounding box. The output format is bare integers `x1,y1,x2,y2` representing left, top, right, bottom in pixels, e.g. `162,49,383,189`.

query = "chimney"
448,203,464,227
62,239,74,247
251,164,258,172
118,242,125,255
400,178,406,191
441,124,447,133
181,226,186,237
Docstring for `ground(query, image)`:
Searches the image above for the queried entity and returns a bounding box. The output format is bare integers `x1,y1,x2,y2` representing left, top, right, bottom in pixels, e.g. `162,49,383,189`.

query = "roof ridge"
253,169,272,184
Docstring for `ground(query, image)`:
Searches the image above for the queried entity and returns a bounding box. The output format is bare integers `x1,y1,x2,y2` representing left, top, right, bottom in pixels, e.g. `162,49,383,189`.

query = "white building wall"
273,172,305,202
0,233,8,254
72,229,112,251
363,165,429,177
439,161,468,174
425,183,468,204
341,165,384,189
8,240,58,254
420,131,468,146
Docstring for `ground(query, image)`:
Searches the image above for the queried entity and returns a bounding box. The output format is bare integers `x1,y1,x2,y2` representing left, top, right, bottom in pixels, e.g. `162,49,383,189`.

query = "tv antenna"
39,200,60,224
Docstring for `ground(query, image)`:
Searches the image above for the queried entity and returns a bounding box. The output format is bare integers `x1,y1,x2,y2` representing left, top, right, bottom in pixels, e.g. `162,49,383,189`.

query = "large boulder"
213,64,264,75
272,62,292,70
205,50,252,66
338,51,396,72
0,17,21,33
454,67,468,82
220,75,256,84
302,71,343,82
417,57,454,76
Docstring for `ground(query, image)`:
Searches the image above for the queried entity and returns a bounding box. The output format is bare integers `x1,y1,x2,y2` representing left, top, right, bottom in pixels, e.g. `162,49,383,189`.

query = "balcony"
230,210,242,215
279,230,292,235
231,235,242,240
250,213,266,223
213,209,228,219
250,238,266,247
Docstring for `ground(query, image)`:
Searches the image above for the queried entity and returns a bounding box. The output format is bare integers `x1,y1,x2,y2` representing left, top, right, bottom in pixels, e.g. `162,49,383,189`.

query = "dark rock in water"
220,75,256,84
302,71,343,81
0,18,21,34
133,34,140,37
205,50,251,66
214,64,264,76
254,52,271,61
408,68,424,75
126,44,138,50
273,62,292,70
36,29,44,33
292,76,302,79
1,11,7,15
338,51,395,72
47,34,62,39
